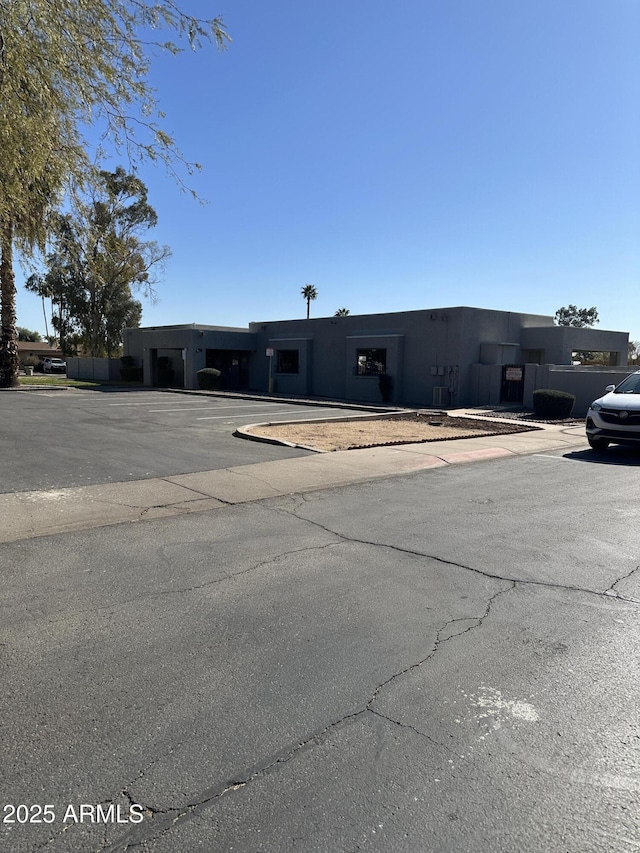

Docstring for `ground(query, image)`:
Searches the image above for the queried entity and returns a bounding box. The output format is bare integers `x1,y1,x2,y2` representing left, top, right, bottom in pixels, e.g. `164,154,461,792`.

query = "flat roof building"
124,306,628,411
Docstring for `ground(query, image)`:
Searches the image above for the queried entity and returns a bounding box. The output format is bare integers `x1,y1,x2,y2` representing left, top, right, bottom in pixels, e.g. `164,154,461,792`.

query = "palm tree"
301,283,317,319
334,308,350,316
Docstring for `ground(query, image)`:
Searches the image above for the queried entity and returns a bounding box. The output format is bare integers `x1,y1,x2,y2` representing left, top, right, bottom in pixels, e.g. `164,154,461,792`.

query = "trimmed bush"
532,389,575,419
197,367,225,391
120,355,142,382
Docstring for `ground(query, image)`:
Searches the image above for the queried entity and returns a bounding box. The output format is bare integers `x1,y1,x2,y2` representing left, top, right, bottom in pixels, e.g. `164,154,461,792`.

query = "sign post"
266,348,274,393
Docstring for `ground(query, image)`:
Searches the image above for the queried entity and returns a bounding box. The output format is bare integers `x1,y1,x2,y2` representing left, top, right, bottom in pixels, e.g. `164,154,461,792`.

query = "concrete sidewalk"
0,418,587,544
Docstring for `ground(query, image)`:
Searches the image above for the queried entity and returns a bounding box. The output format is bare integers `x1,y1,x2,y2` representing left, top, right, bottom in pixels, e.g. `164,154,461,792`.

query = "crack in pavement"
367,707,452,749
100,710,365,851
96,591,514,851
91,476,233,515
114,541,344,604
135,501,211,521
215,466,283,496
366,585,513,709
100,711,400,850
20,495,640,850
364,583,515,743
37,597,500,851
158,476,234,505
78,501,639,849
275,501,640,605
604,564,640,596
13,543,347,629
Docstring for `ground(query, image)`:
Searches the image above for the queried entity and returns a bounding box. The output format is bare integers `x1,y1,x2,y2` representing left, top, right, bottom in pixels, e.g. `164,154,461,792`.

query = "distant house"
17,341,64,364
123,306,629,414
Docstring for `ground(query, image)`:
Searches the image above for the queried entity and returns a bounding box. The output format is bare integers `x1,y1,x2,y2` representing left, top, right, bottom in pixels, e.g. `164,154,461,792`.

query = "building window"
276,349,299,374
522,349,544,365
355,348,387,376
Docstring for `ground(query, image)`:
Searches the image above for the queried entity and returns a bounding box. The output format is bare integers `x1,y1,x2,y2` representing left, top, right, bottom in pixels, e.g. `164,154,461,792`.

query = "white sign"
266,348,274,357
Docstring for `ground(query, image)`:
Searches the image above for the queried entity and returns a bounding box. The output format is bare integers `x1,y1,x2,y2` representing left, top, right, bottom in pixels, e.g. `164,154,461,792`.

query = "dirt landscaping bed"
243,411,541,452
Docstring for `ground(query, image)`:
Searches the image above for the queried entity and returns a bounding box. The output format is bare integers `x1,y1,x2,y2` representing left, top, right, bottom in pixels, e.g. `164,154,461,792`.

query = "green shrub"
120,355,142,382
197,367,225,391
532,389,575,419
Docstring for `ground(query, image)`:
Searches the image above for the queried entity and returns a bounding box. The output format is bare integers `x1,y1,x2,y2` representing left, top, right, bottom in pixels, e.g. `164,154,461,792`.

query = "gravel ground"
465,406,583,425
246,412,540,452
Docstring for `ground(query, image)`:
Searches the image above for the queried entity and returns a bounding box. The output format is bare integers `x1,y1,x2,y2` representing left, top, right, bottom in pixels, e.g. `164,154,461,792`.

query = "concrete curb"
234,409,421,453
0,423,589,545
234,411,543,453
234,424,328,453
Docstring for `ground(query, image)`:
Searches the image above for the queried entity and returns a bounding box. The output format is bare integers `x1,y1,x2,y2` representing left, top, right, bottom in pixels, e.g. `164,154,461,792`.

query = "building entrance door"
151,348,185,388
206,350,250,389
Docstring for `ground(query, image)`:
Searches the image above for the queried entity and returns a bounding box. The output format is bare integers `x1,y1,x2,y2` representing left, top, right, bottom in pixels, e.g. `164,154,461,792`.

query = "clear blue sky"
16,0,640,340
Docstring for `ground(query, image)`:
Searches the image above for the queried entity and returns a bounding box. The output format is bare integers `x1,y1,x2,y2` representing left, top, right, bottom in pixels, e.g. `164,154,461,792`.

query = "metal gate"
500,364,524,403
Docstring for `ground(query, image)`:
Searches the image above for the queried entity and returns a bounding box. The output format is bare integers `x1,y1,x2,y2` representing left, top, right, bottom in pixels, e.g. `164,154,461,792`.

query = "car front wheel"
588,437,610,451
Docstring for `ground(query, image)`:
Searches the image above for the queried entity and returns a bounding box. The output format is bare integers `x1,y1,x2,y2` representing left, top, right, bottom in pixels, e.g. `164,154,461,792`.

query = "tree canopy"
554,305,599,327
26,168,169,357
17,327,42,342
1,1,229,191
0,0,229,385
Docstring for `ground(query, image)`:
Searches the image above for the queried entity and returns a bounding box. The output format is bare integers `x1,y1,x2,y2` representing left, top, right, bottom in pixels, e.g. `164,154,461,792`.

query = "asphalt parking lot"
0,389,370,493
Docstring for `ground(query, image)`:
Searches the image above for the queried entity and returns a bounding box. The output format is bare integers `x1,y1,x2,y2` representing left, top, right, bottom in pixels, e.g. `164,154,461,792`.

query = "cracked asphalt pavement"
2,447,640,851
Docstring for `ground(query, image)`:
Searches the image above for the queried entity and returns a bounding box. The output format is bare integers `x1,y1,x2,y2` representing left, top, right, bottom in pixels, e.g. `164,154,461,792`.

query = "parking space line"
196,410,310,420
106,400,182,407
533,454,574,460
147,404,286,413
149,404,335,414
52,396,171,405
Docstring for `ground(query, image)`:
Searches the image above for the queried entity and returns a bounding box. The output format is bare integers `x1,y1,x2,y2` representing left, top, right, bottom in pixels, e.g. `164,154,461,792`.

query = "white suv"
586,370,640,450
42,357,67,374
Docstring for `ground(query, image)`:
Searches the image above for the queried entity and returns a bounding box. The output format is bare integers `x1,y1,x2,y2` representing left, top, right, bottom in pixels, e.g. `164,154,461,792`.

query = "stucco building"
123,306,629,411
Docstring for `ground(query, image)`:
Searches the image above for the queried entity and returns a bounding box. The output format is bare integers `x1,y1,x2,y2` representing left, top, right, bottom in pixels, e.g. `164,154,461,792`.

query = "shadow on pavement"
564,446,640,466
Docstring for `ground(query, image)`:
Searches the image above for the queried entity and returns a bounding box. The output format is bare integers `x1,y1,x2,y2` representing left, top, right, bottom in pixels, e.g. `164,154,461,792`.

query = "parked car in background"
585,370,640,450
42,357,66,374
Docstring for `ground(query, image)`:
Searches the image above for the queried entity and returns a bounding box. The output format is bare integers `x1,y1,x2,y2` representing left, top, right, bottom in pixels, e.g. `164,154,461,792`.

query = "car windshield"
614,374,640,394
